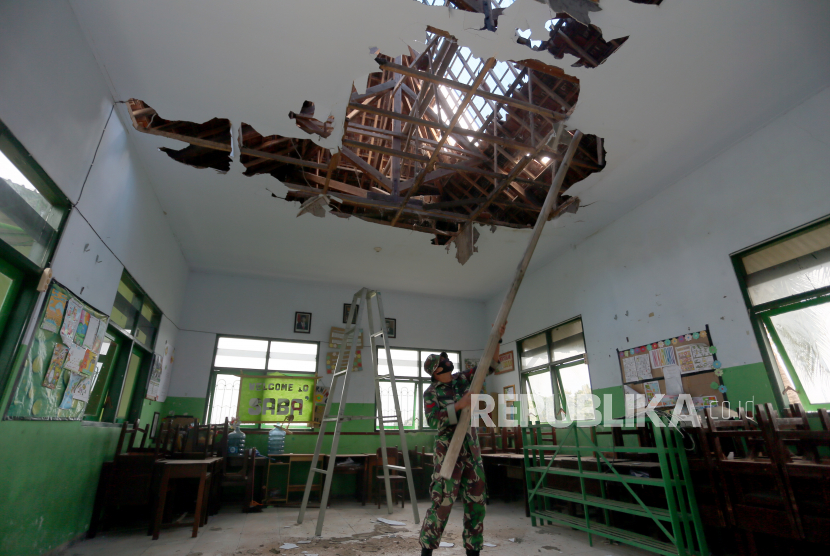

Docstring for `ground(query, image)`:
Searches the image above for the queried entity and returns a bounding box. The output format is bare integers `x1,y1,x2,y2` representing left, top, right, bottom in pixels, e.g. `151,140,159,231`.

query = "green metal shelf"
534,488,673,520
532,509,680,556
526,466,669,486
522,422,708,556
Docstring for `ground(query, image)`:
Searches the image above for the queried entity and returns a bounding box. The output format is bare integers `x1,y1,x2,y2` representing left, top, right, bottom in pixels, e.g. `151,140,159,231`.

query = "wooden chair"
685,417,732,528
89,420,156,537
374,447,406,508
219,446,255,512
706,406,802,540
115,418,151,455
477,427,498,454
500,426,523,453
762,403,830,545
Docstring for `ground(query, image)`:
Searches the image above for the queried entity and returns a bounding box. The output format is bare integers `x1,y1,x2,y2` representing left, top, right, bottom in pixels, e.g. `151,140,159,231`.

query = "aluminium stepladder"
297,288,420,535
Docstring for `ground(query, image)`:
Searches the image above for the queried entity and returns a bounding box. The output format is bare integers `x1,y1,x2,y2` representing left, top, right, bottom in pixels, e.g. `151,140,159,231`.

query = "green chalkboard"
5,281,109,421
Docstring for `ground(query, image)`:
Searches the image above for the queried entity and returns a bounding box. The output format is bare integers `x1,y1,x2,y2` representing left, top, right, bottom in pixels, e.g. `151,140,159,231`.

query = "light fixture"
374,247,382,253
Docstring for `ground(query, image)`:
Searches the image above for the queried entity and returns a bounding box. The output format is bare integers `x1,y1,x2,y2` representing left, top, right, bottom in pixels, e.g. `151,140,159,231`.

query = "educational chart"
617,326,725,408
146,354,163,401
5,281,110,421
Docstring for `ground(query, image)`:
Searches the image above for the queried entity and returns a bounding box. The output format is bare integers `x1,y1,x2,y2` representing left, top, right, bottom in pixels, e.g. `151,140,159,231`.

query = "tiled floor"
69,500,654,556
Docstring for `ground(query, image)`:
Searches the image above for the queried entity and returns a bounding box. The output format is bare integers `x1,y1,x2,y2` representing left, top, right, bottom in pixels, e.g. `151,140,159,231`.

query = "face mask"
432,358,454,379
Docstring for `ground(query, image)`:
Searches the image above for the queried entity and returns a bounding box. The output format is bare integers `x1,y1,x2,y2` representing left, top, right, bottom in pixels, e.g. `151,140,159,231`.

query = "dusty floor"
69,500,654,556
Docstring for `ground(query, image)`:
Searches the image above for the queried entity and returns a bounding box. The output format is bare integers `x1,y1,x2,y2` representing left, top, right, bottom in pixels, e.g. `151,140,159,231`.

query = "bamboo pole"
438,128,584,479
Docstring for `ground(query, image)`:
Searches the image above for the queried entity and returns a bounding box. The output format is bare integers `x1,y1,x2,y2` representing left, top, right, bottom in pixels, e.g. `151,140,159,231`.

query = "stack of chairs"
689,403,830,554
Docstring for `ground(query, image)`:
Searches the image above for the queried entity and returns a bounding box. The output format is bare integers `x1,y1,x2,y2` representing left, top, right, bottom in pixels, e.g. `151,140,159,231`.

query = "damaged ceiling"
125,13,619,252
70,0,830,298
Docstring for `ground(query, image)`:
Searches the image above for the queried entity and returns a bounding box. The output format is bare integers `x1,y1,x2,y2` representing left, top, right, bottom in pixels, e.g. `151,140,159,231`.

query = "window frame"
205,334,320,429
0,120,71,397
731,215,830,410
373,345,461,431
109,271,162,352
517,316,592,423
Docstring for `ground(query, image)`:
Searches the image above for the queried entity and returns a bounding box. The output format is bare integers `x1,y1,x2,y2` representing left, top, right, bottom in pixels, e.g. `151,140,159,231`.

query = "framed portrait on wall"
343,303,359,324
385,318,396,338
497,350,515,374
294,312,312,333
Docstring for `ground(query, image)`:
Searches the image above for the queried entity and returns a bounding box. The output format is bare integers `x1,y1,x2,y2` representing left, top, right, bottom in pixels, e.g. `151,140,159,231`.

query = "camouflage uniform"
419,362,494,551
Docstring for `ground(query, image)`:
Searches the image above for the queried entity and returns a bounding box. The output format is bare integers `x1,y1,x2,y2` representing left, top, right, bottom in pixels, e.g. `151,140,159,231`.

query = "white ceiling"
69,0,830,300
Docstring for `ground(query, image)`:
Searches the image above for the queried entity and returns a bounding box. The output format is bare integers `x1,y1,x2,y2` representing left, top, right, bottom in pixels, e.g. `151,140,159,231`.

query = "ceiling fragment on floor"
125,0,651,262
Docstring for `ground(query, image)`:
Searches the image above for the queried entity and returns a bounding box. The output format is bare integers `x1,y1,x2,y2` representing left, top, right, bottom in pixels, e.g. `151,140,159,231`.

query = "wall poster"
616,325,725,408
4,281,110,421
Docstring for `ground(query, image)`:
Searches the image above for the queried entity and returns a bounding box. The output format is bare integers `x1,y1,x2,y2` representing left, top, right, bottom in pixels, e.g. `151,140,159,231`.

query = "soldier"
419,323,506,556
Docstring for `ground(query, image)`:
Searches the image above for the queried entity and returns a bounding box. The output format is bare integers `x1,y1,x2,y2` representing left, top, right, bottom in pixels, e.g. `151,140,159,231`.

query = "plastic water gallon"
268,425,286,455
227,422,246,455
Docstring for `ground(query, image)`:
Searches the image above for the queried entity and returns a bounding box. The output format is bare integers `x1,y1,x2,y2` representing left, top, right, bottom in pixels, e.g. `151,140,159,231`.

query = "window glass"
214,337,268,369
116,349,143,420
84,336,117,419
209,373,241,425
378,348,420,377
559,363,594,420
377,381,418,429
521,331,548,369
769,305,830,404
0,149,63,267
525,371,555,424
268,341,317,372
743,221,830,306
551,319,585,363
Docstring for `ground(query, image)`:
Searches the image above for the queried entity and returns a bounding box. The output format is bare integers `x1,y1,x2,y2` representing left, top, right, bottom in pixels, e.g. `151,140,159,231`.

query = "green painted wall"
162,398,437,499
0,345,122,556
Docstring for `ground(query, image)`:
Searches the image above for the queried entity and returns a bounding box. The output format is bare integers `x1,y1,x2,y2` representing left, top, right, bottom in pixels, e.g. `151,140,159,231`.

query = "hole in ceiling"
128,22,609,263
418,1,633,68
126,99,231,173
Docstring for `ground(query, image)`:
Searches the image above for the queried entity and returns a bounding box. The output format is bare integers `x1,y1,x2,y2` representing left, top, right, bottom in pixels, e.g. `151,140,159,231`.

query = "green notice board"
238,373,317,424
5,281,109,421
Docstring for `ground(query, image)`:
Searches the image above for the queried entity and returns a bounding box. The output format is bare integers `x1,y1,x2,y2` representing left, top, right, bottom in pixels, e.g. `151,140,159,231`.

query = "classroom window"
206,335,319,426
110,271,161,350
733,216,830,407
0,120,70,393
518,317,594,422
374,347,460,430
0,125,67,269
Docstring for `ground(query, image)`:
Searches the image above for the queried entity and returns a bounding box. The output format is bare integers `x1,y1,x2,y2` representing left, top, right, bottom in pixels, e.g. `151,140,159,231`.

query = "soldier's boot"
421,549,433,556
466,551,480,556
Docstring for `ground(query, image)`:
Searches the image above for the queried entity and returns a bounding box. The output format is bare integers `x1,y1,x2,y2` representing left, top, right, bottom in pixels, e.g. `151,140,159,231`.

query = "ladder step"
381,416,399,421
333,370,348,377
376,374,393,380
371,331,384,338
311,468,330,475
386,465,408,473
324,416,376,422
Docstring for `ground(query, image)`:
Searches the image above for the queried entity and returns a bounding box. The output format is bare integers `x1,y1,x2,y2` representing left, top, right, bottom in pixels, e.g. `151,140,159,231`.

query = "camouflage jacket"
424,361,497,473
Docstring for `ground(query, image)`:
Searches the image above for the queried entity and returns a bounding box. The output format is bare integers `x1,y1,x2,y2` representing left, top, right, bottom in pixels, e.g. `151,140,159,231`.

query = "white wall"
0,1,190,395
168,272,489,403
486,85,830,394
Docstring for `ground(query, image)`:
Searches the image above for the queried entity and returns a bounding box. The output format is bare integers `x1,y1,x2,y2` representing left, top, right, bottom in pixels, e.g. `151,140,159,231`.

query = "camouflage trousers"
419,445,486,550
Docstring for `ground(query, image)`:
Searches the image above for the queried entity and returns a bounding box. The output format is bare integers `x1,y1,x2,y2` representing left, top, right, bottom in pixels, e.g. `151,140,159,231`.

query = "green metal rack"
522,422,708,556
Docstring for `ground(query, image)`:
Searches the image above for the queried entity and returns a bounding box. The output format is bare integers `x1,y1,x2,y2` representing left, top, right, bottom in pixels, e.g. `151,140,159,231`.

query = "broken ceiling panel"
126,99,231,172
127,21,608,262
419,1,631,68
288,100,335,138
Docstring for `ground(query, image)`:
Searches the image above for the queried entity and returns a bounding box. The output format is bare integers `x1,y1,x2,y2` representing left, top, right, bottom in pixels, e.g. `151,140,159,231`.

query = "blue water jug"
227,422,246,455
268,425,286,455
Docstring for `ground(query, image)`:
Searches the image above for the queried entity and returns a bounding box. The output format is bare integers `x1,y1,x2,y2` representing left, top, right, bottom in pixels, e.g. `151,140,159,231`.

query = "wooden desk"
149,457,222,540
482,452,530,516
261,453,375,506
224,455,268,511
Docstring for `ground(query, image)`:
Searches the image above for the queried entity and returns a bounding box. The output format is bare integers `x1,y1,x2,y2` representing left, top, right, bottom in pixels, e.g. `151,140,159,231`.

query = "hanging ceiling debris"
126,9,628,258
